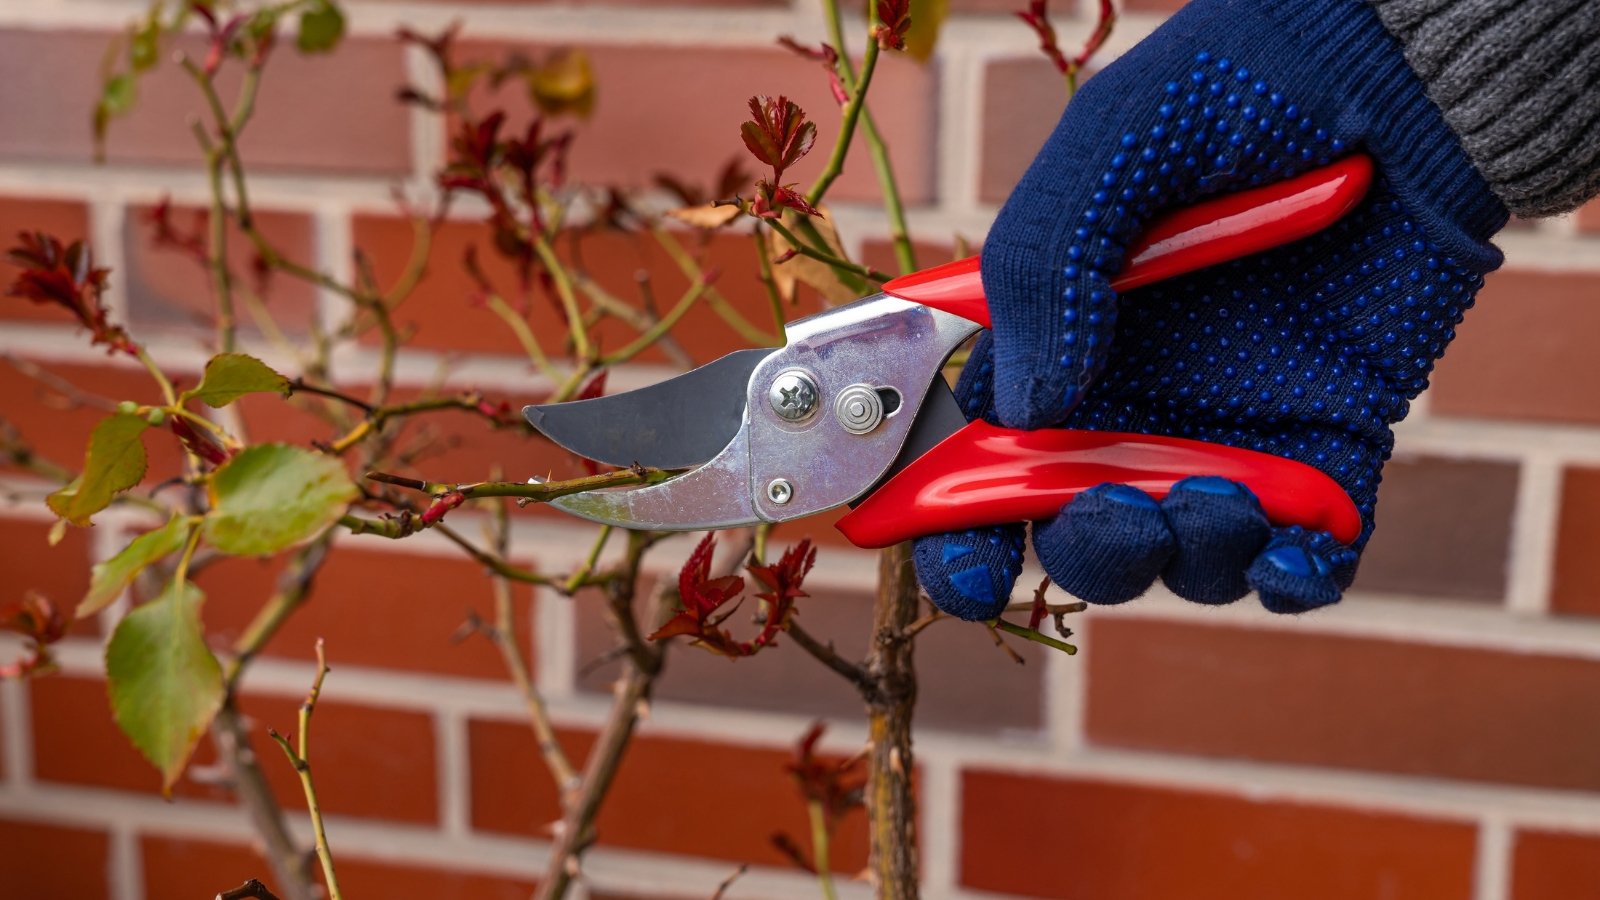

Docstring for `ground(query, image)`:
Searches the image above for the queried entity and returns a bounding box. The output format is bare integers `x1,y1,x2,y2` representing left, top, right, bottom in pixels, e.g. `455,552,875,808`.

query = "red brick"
122,203,318,335
960,769,1475,899
0,196,89,326
1085,617,1600,791
0,516,92,616
31,674,438,823
0,357,185,483
1575,199,1600,234
1430,270,1600,425
197,543,536,681
468,719,869,870
351,214,805,363
459,42,937,206
0,816,110,900
575,570,1048,733
1352,455,1518,602
1510,828,1600,900
141,833,538,900
859,238,964,277
980,57,1070,204
0,31,410,174
1552,466,1600,618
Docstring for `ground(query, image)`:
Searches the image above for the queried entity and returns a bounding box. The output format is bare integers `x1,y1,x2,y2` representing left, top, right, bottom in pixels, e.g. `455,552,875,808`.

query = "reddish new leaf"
784,720,867,831
6,232,133,355
648,534,748,656
168,417,231,466
740,96,817,181
777,37,847,106
747,538,816,650
751,181,821,220
0,592,68,678
874,0,913,50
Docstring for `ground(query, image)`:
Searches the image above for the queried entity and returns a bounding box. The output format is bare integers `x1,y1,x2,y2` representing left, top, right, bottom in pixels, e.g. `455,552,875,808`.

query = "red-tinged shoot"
6,231,135,355
740,95,823,219
873,0,913,51
648,534,818,658
0,592,68,678
777,37,848,107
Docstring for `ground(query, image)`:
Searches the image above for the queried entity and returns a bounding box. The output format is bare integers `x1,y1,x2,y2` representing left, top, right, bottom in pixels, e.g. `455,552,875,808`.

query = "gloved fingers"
913,523,1027,621
949,330,1000,424
1245,526,1360,614
1033,483,1176,605
1158,476,1273,605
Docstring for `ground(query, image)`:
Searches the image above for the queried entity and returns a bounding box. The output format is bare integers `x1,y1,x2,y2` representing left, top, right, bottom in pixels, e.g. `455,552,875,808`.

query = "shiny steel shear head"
527,156,1376,548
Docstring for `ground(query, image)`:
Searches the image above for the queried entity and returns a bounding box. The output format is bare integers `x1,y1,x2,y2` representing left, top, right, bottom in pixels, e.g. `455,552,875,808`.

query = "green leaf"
129,13,162,72
47,413,149,526
903,0,948,63
296,0,345,53
106,579,223,794
81,516,193,619
102,74,138,116
203,444,358,555
185,353,291,408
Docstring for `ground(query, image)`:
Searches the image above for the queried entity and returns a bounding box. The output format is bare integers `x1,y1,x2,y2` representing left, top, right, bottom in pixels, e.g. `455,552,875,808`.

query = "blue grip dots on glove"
914,0,1509,620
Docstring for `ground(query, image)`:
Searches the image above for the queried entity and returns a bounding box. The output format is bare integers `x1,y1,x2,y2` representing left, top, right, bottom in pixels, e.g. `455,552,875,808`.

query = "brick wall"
2,2,1599,899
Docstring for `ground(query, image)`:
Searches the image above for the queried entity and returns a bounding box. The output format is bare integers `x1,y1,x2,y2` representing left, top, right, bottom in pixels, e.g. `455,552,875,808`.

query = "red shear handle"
835,421,1363,549
881,153,1375,327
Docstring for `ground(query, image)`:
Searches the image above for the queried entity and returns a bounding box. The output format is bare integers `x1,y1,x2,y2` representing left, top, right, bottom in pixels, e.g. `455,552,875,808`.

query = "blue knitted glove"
914,0,1508,620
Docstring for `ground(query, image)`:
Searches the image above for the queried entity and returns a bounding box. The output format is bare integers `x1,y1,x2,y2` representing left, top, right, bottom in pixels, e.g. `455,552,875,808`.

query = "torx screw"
768,371,819,421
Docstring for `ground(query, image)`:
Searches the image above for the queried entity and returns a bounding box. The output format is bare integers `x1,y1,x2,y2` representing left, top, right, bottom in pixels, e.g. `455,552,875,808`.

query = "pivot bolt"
768,371,819,422
834,384,885,434
767,478,794,505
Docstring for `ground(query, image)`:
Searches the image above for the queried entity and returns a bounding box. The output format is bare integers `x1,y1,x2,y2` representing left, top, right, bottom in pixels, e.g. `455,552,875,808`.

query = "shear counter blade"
524,348,770,470
542,426,761,530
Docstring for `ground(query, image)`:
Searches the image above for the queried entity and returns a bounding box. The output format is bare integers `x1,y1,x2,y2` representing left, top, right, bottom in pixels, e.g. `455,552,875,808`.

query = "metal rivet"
834,384,884,434
767,478,794,505
768,371,818,422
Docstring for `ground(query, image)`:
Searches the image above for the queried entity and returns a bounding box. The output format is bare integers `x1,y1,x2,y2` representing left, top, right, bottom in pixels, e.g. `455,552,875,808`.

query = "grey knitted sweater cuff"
1366,0,1600,217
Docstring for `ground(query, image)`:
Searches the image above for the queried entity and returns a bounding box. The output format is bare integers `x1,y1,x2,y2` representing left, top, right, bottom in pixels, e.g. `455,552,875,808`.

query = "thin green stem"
532,236,591,362
808,800,839,900
267,640,342,900
753,232,788,334
564,525,613,594
988,617,1078,655
601,277,710,365
653,228,778,346
133,347,178,407
807,39,881,207
484,294,558,380
766,219,891,284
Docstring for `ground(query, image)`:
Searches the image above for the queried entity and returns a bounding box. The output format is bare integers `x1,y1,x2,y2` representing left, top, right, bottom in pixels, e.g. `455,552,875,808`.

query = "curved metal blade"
524,348,770,470
545,426,759,530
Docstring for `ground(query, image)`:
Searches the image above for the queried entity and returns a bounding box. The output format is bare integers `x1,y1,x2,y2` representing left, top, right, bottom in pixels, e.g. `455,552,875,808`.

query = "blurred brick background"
3,1,1600,899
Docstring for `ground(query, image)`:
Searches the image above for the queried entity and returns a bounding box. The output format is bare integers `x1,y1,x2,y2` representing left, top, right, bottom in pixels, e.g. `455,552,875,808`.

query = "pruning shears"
525,155,1373,548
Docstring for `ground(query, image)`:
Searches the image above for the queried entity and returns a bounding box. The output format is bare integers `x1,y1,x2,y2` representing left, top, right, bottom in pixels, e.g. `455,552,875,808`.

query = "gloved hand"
914,0,1508,619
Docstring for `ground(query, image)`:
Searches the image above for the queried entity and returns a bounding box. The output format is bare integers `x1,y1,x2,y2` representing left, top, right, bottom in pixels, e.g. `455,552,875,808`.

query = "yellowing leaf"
47,413,149,526
185,353,290,408
202,444,358,556
765,209,862,305
667,204,743,230
81,516,193,619
106,580,223,794
529,48,595,119
903,0,948,63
